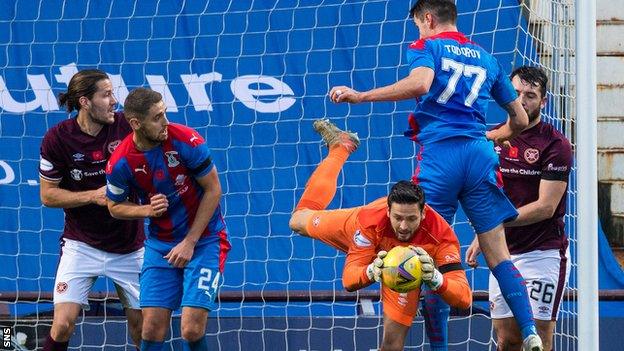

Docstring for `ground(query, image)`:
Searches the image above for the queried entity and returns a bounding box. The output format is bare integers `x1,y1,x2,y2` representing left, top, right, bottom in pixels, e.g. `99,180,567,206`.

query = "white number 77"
436,58,486,107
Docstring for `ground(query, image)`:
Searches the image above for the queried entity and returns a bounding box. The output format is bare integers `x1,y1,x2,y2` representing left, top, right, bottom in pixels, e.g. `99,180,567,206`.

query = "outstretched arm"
329,67,434,104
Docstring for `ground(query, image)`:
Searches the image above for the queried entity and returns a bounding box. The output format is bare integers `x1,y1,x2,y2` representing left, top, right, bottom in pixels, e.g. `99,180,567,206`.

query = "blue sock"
140,340,164,351
491,260,537,339
184,336,207,351
422,286,450,351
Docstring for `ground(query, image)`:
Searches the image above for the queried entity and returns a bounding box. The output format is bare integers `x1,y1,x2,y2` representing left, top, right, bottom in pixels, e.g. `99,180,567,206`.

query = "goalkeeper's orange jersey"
304,196,471,325
342,197,471,318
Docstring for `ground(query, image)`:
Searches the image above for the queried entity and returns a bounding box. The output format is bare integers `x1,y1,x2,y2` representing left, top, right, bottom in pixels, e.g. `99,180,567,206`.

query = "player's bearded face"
512,76,546,123
137,101,169,144
387,203,424,242
87,79,117,125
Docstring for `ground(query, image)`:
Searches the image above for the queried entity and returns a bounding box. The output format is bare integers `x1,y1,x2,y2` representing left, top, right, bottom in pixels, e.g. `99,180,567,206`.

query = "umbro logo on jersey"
72,153,85,161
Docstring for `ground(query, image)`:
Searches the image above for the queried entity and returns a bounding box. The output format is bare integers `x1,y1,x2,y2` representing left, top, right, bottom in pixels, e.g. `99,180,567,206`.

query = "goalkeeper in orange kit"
289,119,471,351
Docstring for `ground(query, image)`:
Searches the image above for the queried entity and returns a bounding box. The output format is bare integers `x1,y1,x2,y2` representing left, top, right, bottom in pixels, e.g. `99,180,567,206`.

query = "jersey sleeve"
431,240,472,309
39,129,65,182
541,137,572,181
407,40,435,71
490,61,517,107
342,230,378,292
105,160,131,203
178,131,214,178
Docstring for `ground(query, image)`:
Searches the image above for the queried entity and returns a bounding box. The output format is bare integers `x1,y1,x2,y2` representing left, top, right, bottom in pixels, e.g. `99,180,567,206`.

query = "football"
381,246,423,293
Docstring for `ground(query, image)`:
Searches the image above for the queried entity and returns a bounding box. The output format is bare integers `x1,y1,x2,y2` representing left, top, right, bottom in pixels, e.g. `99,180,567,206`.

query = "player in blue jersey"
329,1,542,351
106,88,231,351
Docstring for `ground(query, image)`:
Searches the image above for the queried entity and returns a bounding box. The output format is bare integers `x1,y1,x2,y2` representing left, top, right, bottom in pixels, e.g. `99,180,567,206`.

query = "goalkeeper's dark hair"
387,180,426,211
123,88,163,121
409,0,457,25
511,66,549,98
58,69,109,113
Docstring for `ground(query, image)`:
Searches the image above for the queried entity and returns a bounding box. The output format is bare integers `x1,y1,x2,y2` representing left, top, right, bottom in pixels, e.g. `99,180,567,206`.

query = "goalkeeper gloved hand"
409,246,444,290
366,250,387,282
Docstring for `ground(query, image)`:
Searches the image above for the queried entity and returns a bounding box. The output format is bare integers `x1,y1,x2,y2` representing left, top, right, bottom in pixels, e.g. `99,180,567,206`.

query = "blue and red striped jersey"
106,123,226,251
404,31,517,144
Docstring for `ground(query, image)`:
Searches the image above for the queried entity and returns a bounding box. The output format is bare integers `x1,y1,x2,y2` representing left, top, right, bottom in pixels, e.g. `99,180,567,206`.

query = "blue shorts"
412,137,518,234
140,231,229,311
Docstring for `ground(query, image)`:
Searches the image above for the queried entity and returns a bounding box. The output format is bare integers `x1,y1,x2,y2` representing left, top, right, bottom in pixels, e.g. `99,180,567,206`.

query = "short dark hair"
387,180,426,211
58,69,109,113
510,66,549,98
123,88,163,120
409,0,457,24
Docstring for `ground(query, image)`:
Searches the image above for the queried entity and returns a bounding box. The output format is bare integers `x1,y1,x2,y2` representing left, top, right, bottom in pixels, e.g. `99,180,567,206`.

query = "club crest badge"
107,140,121,154
70,169,83,181
524,148,540,164
165,151,180,167
56,282,68,294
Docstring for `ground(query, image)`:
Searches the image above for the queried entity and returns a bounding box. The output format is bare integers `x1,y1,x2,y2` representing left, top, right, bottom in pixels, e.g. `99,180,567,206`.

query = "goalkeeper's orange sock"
295,146,350,211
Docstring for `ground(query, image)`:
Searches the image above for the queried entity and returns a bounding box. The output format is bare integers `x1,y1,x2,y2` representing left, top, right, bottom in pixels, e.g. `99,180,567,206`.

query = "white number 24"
436,58,487,107
198,268,221,291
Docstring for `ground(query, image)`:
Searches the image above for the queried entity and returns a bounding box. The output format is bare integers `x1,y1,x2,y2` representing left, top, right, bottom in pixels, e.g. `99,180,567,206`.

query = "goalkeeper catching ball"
289,119,471,351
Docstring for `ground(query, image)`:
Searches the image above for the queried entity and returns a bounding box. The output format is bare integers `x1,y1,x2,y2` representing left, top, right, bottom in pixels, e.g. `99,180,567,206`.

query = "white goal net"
0,0,577,350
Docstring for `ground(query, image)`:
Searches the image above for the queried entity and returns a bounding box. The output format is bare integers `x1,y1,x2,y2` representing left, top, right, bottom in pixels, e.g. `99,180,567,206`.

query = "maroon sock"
43,335,69,351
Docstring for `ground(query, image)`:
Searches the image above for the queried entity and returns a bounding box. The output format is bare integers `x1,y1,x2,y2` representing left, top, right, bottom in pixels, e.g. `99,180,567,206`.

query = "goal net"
0,0,577,350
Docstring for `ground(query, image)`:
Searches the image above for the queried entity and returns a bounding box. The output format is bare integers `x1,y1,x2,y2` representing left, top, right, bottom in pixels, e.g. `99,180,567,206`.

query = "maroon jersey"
495,121,572,254
39,112,144,253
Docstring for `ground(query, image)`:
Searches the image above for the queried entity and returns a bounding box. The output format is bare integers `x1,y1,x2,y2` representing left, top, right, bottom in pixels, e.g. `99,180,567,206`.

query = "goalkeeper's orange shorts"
382,285,420,326
303,207,362,253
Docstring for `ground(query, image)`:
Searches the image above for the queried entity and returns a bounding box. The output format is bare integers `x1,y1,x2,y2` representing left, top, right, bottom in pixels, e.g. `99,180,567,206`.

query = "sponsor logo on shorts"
312,216,320,227
398,293,408,307
56,282,68,294
524,148,540,164
107,140,121,154
353,230,371,247
538,306,551,315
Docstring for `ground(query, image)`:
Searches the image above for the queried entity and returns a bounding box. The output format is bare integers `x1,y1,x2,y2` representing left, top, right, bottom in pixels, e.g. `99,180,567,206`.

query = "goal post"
575,0,599,349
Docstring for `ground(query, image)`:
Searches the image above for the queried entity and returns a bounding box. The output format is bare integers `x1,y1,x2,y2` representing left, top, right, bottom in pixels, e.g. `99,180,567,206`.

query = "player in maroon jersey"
466,66,572,351
39,70,144,350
